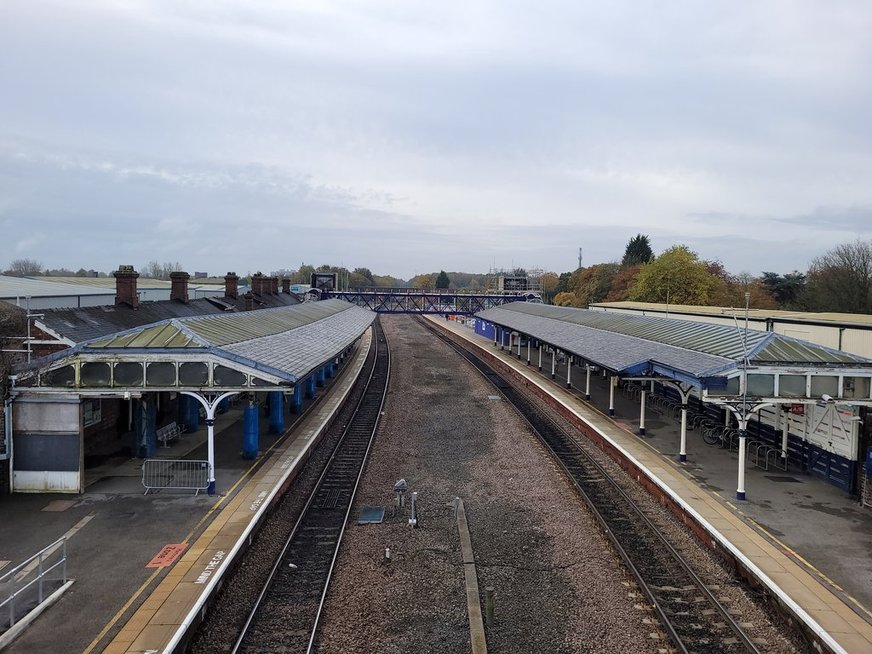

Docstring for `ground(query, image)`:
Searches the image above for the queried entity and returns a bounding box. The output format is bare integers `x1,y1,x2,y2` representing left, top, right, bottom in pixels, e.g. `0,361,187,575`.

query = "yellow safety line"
743,515,872,621
80,568,162,654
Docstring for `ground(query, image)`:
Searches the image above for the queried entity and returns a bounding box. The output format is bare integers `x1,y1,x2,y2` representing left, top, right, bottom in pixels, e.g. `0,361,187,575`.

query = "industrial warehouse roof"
589,301,872,329
20,299,376,389
0,275,112,300
41,276,226,294
476,303,871,383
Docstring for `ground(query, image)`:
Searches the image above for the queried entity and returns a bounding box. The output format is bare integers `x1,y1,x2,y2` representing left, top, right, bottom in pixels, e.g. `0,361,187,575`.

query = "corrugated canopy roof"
22,299,375,387
477,303,871,384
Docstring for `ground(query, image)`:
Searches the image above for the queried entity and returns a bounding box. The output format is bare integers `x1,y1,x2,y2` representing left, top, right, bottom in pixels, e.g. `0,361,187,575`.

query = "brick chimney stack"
270,276,279,294
281,277,290,294
170,271,190,303
224,272,239,299
242,291,254,311
251,273,265,296
113,265,140,309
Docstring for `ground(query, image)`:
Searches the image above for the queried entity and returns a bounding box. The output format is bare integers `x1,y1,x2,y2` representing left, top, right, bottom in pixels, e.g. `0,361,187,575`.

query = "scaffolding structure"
486,267,544,294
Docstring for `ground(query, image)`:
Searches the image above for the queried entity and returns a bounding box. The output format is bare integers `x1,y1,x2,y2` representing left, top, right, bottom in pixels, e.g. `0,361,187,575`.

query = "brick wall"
30,324,71,359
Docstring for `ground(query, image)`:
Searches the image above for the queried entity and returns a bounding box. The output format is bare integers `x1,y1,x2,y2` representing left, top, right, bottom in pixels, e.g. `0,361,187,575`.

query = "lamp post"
736,292,751,500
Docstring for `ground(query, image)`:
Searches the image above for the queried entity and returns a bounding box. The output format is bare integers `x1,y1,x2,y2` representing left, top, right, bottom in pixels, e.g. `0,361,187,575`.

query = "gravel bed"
558,413,812,653
316,316,660,653
188,341,375,654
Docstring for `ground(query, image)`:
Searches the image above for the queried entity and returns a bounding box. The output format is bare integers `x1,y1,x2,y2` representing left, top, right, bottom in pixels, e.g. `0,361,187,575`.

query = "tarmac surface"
1,319,870,653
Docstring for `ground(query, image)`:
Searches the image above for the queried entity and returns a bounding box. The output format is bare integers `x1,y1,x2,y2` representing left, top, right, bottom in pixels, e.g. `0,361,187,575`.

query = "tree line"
551,235,872,314
7,236,872,314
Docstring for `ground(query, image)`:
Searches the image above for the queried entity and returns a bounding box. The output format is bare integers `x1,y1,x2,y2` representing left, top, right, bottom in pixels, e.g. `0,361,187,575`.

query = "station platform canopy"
15,299,376,395
476,303,872,404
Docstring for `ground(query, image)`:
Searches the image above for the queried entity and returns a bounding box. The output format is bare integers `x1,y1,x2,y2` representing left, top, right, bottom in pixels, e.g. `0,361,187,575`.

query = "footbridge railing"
325,291,540,314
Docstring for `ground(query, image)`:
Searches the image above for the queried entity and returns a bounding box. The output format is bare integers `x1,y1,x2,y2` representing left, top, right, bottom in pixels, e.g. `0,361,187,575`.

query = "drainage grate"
358,506,385,524
321,489,340,508
764,476,802,483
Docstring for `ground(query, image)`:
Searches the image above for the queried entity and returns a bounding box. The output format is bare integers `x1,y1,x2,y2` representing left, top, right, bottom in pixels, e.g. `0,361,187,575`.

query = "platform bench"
157,421,183,448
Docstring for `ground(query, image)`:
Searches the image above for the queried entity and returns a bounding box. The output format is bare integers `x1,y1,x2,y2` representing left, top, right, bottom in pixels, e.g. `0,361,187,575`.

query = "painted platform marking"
42,500,77,512
146,544,187,569
194,550,226,584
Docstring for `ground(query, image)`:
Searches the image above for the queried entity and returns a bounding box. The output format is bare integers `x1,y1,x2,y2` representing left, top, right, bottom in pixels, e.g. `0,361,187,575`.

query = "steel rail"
231,320,390,653
420,317,763,654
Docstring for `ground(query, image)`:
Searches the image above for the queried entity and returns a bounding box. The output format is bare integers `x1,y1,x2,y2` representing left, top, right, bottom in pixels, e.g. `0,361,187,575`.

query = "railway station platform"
0,330,372,654
430,316,872,654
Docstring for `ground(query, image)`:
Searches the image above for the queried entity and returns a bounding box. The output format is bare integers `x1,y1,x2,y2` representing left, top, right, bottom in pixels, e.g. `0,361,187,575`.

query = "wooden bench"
157,421,183,448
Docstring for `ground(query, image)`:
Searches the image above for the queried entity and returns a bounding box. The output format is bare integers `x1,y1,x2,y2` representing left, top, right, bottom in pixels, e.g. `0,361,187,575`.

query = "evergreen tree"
622,234,654,266
435,270,450,289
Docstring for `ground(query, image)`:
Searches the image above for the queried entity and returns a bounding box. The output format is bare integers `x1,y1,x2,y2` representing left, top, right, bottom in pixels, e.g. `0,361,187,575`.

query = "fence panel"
142,459,209,495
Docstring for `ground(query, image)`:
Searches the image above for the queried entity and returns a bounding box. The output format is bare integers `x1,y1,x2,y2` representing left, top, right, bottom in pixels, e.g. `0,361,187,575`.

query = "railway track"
232,320,390,654
420,317,763,654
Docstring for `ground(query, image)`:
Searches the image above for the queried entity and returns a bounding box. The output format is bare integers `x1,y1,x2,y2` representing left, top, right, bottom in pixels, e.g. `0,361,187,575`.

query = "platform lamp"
729,293,778,501
733,293,751,500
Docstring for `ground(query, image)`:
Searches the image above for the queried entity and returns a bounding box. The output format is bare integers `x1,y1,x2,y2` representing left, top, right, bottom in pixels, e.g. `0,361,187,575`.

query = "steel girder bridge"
324,290,541,314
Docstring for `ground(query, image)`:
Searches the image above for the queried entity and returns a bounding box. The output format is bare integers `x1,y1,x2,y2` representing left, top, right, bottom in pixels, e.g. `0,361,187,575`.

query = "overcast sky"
1,1,871,280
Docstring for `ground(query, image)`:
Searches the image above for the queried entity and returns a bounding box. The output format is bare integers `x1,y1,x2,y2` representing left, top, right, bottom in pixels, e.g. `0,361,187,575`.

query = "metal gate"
142,459,209,495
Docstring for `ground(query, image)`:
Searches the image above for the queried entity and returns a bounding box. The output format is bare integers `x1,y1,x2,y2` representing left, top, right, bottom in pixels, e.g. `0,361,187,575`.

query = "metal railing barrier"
1,537,68,633
142,459,209,495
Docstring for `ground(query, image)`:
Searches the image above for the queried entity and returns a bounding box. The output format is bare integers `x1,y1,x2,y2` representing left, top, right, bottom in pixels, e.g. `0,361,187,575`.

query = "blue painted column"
180,394,200,433
327,362,336,378
134,397,157,458
306,375,316,399
316,366,326,387
291,383,303,413
268,391,284,434
243,400,259,459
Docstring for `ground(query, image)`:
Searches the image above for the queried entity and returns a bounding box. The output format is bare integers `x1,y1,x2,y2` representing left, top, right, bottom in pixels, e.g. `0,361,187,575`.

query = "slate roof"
477,303,872,381
478,305,731,378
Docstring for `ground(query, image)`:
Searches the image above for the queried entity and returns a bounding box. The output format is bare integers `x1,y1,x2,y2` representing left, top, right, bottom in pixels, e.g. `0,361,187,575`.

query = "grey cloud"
1,1,871,279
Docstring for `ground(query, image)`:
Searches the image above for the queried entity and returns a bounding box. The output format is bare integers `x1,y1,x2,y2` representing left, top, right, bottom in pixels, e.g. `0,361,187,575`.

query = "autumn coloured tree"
605,264,642,301
572,263,620,306
803,239,872,313
628,245,723,305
